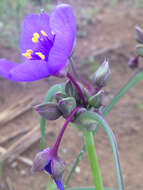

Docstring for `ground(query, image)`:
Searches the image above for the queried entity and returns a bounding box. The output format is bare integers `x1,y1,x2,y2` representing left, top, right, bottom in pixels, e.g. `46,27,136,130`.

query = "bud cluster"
34,60,111,132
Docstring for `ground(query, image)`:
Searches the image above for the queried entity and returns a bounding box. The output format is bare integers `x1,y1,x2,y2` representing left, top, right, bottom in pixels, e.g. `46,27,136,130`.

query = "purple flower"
0,4,76,82
32,147,65,190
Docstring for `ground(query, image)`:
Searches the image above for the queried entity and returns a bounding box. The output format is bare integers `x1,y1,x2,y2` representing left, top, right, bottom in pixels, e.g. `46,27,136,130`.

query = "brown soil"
0,1,143,190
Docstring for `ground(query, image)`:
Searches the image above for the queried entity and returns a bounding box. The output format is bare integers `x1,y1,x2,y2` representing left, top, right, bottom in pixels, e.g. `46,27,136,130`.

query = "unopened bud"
93,60,111,89
34,102,62,120
128,56,139,69
53,157,66,180
136,26,143,44
74,111,97,132
65,80,89,105
32,148,51,172
88,90,104,108
58,97,76,118
65,80,80,101
136,44,143,57
55,92,67,102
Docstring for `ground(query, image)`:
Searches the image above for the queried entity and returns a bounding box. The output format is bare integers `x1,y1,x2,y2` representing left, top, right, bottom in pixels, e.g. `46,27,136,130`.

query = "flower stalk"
67,72,87,107
83,131,104,190
52,106,81,155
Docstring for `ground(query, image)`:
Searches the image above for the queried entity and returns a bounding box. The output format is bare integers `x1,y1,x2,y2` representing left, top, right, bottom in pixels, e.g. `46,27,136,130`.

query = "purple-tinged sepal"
34,102,62,120
74,109,97,132
32,148,52,172
128,55,139,69
136,26,143,44
52,157,66,181
32,148,65,190
93,59,111,90
58,97,76,119
136,44,143,57
55,92,67,102
65,80,89,105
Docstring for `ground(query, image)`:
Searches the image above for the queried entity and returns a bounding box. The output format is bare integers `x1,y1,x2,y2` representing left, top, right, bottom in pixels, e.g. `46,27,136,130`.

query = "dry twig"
0,126,51,163
0,96,39,127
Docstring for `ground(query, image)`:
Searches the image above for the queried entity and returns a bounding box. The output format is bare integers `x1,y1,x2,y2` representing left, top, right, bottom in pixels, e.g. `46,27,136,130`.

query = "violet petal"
47,4,76,75
9,60,50,82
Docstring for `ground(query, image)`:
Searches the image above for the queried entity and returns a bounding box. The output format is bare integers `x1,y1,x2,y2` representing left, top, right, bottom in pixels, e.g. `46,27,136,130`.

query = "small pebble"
78,132,82,137
75,166,80,173
11,162,18,169
20,170,27,176
62,148,67,153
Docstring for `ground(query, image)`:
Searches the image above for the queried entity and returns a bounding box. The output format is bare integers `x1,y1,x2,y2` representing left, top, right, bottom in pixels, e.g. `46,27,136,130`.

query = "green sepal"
136,44,143,57
58,97,77,118
55,92,67,102
44,83,66,102
74,110,97,132
88,90,103,108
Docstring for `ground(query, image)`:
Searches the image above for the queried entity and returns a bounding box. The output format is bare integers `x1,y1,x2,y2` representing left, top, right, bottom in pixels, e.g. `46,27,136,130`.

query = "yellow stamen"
22,49,33,59
35,52,45,60
33,33,39,38
41,30,48,36
32,32,40,43
27,49,33,54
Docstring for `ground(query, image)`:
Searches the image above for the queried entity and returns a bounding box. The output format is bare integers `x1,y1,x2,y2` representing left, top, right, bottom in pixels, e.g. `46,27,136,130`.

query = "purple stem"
67,72,87,107
52,106,81,155
69,57,93,94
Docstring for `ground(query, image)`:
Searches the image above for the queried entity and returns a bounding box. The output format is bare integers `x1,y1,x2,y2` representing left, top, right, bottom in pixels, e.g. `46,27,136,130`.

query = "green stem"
93,113,124,190
40,117,46,150
65,145,86,187
83,131,104,190
65,70,143,187
80,112,124,190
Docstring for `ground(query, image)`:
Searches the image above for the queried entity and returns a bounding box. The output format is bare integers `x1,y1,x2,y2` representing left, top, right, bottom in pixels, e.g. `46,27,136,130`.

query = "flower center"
22,30,55,61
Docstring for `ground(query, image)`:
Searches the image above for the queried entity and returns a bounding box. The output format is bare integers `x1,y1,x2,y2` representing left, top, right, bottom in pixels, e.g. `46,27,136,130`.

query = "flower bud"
136,44,143,57
53,157,66,180
58,97,76,118
88,90,104,108
65,80,89,105
93,60,111,89
136,26,143,44
128,56,139,69
34,102,62,120
74,111,97,132
32,148,51,172
55,92,67,102
65,80,80,101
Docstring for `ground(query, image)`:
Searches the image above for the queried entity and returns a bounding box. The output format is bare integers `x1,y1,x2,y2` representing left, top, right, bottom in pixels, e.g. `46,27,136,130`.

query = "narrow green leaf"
104,70,143,116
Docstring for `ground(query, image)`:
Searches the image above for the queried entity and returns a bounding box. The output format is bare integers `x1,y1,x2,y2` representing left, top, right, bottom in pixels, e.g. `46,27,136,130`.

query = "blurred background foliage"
0,0,55,48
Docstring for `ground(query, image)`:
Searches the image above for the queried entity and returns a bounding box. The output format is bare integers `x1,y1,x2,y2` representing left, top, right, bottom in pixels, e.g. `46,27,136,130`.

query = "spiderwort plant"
2,3,143,190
